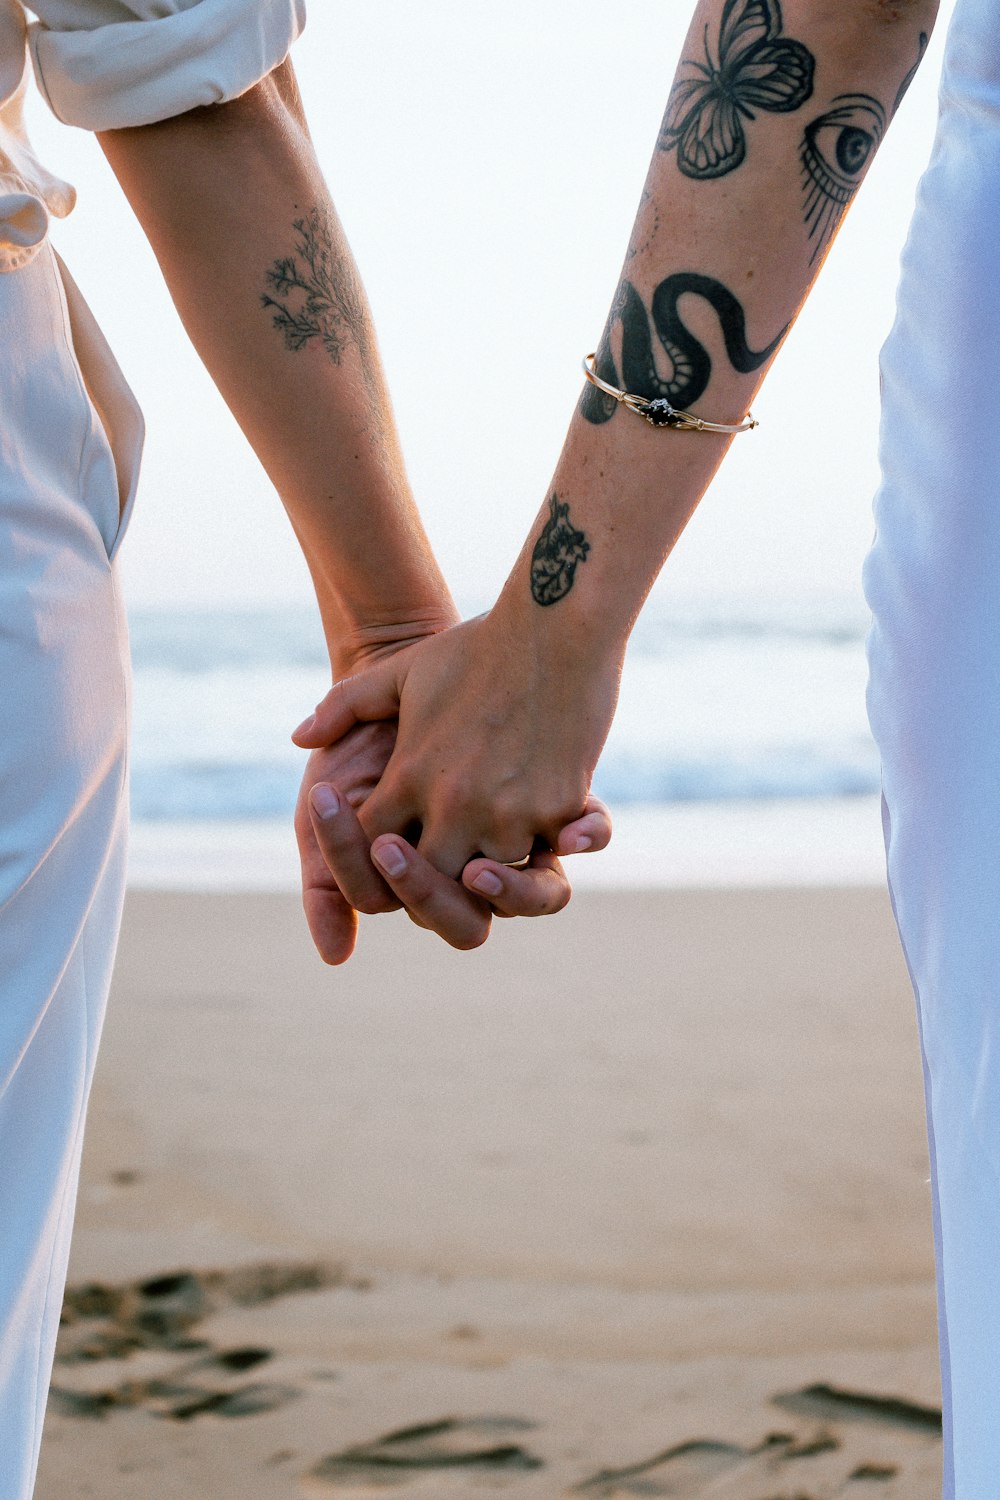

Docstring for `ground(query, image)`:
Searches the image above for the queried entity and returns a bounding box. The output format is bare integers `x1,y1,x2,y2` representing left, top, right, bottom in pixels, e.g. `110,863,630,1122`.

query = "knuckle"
490,782,589,849
488,786,528,829
399,866,434,905
479,836,531,866
512,869,570,918
590,818,613,851
549,881,571,914
318,681,344,715
450,921,490,952
525,886,565,919
385,755,418,799
434,782,475,826
543,796,589,845
355,890,400,916
356,804,378,842
359,795,395,843
553,786,590,827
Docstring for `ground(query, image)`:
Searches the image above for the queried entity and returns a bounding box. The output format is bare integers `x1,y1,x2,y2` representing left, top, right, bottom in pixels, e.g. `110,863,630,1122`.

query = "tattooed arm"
296,0,938,903
97,60,610,962
98,62,453,673
522,0,938,647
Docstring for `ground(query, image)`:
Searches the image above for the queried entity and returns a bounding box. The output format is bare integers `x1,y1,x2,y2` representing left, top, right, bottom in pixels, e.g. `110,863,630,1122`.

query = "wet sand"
37,886,942,1498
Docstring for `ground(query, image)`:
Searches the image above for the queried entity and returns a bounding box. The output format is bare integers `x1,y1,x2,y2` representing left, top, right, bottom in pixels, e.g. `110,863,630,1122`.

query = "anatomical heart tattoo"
530,495,591,607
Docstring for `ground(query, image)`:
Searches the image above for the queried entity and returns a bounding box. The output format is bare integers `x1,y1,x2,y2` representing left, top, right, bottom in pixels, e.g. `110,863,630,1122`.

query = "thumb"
555,794,613,855
292,659,403,748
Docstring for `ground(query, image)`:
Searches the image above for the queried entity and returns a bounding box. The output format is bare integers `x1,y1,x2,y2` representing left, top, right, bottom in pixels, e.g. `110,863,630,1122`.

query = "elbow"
803,0,938,18
868,0,940,22
820,0,940,28
799,0,940,83
800,0,940,34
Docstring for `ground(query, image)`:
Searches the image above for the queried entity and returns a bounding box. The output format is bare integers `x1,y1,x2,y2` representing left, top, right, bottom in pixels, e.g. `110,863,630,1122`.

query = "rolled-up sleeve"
26,0,305,130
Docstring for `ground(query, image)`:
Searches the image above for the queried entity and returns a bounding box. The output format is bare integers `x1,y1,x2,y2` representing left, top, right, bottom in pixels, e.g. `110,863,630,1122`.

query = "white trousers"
1,3,998,1496
0,218,139,1500
864,0,1000,1493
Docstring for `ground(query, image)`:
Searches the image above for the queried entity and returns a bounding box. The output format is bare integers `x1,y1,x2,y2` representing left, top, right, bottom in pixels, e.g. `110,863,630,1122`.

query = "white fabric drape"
0,4,304,1494
865,1,1000,1493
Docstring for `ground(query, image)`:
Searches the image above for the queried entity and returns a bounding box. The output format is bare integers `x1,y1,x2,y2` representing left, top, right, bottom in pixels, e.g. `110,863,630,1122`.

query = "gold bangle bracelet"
581,353,759,434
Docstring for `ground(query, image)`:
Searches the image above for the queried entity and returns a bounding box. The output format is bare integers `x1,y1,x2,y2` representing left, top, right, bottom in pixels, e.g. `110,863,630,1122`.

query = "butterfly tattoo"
660,0,815,180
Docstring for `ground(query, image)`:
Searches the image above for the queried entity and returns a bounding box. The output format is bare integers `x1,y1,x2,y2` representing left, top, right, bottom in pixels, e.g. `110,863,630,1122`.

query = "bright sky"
27,0,955,613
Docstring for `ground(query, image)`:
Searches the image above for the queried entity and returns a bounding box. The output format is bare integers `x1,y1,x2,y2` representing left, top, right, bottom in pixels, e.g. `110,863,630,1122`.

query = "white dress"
0,5,302,1497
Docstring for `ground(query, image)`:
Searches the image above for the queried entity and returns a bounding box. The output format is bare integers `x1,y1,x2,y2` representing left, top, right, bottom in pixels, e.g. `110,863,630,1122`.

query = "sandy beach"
37,883,943,1498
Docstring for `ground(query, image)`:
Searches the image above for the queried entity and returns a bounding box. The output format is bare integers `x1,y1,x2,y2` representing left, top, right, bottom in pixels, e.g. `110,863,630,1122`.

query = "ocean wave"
130,747,881,823
127,596,871,677
590,746,879,806
127,600,878,819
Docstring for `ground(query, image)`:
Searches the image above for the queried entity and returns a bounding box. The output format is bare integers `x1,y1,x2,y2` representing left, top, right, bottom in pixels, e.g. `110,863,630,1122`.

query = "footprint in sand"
772,1383,943,1434
206,1346,274,1374
50,1343,299,1424
168,1381,300,1421
570,1411,931,1499
46,1389,117,1421
56,1259,366,1367
576,1437,767,1495
301,1416,543,1493
109,1168,141,1186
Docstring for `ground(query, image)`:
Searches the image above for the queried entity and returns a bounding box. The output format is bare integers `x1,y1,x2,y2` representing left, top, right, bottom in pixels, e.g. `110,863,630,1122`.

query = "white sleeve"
26,0,305,130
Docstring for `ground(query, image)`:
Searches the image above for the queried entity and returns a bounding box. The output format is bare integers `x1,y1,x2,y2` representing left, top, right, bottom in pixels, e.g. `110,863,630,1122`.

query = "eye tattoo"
659,0,814,180
800,94,885,264
530,495,591,607
262,206,366,366
580,272,786,427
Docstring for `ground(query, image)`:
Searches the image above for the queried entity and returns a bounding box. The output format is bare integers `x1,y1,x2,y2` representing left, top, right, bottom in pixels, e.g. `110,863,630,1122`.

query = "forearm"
494,0,937,665
98,61,456,674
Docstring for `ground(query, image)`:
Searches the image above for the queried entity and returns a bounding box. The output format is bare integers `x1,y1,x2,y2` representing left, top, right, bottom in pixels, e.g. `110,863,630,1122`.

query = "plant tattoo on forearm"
580,272,786,426
660,0,814,180
530,495,590,606
262,206,367,366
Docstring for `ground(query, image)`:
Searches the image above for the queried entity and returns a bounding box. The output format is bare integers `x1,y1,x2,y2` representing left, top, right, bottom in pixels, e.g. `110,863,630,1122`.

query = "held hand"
293,610,622,880
297,728,611,960
306,781,613,953
295,722,399,965
295,618,614,963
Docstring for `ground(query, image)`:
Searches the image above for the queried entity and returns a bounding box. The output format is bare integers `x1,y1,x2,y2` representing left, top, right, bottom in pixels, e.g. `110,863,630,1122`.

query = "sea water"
126,594,884,888
129,594,877,820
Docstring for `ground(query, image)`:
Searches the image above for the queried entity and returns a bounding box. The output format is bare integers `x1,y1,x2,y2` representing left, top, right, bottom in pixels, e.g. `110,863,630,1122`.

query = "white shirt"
0,0,306,271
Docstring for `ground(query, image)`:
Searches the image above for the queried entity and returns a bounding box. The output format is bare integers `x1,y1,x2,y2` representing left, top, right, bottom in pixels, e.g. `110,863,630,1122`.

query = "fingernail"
311,784,341,819
373,840,407,878
471,870,503,897
293,713,315,737
569,834,592,853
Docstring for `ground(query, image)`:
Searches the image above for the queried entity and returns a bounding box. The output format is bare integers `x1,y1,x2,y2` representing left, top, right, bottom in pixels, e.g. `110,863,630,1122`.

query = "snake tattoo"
580,272,787,426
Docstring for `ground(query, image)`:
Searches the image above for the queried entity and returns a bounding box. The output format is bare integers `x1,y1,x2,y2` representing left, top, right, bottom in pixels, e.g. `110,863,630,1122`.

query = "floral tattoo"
262,206,367,367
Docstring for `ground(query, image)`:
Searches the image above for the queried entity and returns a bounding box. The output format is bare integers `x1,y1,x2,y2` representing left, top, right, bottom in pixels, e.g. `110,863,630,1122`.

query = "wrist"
329,601,460,678
485,589,627,708
490,567,628,675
